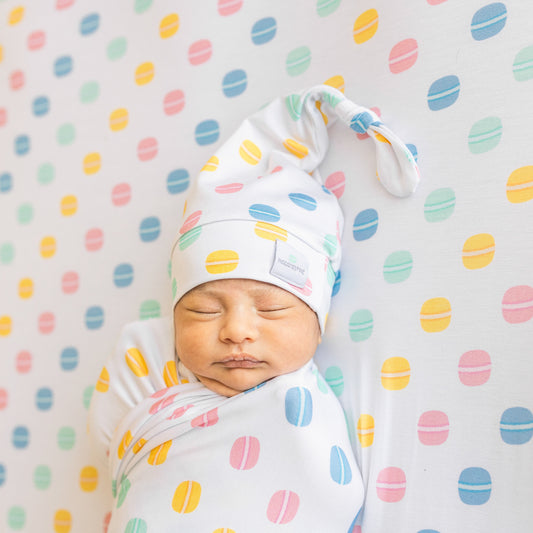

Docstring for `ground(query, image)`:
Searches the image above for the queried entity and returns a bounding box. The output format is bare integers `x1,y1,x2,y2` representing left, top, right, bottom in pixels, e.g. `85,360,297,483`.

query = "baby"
89,85,419,532
174,277,322,398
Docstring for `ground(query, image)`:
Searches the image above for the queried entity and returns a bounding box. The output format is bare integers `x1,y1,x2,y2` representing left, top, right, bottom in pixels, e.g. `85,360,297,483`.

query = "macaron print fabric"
170,84,419,333
2,2,533,532
88,317,364,531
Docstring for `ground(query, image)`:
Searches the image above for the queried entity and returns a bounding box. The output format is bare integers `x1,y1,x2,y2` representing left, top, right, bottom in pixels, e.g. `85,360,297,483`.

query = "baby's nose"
219,309,259,344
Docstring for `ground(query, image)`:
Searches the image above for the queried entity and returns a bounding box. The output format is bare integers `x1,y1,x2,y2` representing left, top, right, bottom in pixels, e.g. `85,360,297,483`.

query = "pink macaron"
103,512,111,533
16,351,32,373
137,137,158,162
292,278,313,296
0,388,7,410
38,312,55,334
267,490,299,524
188,39,213,65
56,0,75,9
27,31,46,51
164,90,185,116
191,408,219,428
389,38,418,74
230,436,260,470
61,271,79,294
418,410,449,445
215,182,244,194
10,70,25,91
0,108,6,126
149,393,178,415
168,404,194,420
376,467,406,502
502,285,533,323
85,228,104,251
218,0,243,16
325,171,346,199
180,210,202,234
111,183,131,206
458,350,491,386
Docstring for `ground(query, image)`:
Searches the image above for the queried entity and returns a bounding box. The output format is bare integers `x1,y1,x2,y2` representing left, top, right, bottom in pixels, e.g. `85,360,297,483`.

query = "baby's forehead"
184,279,292,300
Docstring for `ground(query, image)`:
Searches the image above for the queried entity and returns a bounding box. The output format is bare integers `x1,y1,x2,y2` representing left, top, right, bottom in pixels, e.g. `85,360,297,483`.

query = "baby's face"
174,278,321,397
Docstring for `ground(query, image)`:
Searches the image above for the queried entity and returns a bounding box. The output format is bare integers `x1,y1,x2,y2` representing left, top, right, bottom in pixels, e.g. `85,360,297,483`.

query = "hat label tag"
270,240,309,289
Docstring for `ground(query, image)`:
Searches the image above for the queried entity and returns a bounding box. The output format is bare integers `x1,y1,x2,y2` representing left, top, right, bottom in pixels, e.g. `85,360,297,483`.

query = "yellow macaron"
118,430,132,460
83,152,101,175
239,140,262,165
201,156,219,172
133,438,147,455
135,62,155,86
381,357,411,390
18,278,34,299
357,414,375,447
147,440,172,465
324,75,345,93
0,316,12,336
160,13,180,39
462,233,495,269
506,166,533,203
420,297,451,332
60,195,78,216
53,509,72,533
173,480,202,513
205,250,239,274
109,108,129,131
353,8,379,44
9,6,25,26
125,348,149,377
254,222,288,241
40,236,57,258
283,138,308,159
95,366,109,392
163,360,179,387
79,466,98,492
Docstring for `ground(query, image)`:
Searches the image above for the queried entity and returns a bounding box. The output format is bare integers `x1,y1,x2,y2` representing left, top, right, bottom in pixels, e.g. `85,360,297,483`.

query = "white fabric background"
1,1,532,532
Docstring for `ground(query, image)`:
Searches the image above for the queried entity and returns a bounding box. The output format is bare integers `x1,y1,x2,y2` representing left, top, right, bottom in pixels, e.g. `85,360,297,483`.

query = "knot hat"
170,85,419,332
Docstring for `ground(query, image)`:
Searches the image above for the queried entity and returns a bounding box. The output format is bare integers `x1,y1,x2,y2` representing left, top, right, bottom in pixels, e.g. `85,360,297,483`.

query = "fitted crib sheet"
1,1,532,532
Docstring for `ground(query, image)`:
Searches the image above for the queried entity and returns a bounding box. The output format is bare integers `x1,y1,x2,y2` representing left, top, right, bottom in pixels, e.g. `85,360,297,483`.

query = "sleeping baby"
88,84,419,532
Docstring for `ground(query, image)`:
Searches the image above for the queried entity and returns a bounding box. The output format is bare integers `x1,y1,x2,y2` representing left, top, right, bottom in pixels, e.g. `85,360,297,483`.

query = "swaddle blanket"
89,317,364,532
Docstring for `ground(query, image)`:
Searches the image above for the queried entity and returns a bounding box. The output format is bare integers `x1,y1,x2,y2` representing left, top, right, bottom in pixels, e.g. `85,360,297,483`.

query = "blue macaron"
352,208,378,241
251,17,277,45
54,55,73,77
471,3,507,41
248,203,281,222
500,407,533,445
222,69,247,98
35,388,53,411
85,306,104,330
285,387,313,427
458,467,492,505
427,75,460,111
330,445,352,485
167,169,190,194
139,216,161,242
113,263,134,287
195,120,220,146
80,13,100,36
60,347,79,371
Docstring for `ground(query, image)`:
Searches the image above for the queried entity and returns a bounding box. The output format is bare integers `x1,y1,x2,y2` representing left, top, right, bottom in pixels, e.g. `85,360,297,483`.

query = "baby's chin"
198,371,270,397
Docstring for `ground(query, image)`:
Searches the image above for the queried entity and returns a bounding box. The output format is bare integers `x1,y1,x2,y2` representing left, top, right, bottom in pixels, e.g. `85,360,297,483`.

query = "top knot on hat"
170,85,420,332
